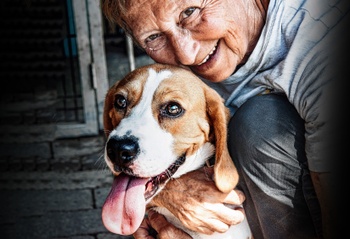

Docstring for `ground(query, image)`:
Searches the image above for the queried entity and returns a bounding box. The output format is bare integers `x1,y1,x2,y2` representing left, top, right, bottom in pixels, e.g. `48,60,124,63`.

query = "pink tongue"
102,174,149,235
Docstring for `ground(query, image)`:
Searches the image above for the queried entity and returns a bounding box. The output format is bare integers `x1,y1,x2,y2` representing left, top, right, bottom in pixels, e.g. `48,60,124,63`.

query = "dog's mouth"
102,155,186,235
144,155,185,200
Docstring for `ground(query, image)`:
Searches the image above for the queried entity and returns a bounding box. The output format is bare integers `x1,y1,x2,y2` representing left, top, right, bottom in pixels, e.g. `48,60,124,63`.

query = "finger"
223,189,246,205
147,210,170,232
183,208,240,235
206,203,246,226
133,217,156,239
194,226,216,235
180,202,245,234
157,227,193,239
148,210,192,239
199,218,230,234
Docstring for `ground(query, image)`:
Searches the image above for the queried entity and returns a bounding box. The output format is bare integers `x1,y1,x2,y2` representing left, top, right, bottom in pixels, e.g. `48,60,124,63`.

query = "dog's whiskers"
93,148,110,172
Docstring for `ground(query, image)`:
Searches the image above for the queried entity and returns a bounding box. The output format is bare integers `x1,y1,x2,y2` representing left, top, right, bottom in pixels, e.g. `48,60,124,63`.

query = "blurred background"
0,0,154,238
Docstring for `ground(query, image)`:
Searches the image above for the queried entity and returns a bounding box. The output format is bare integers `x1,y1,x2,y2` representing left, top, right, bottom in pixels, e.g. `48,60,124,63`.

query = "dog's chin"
143,155,186,202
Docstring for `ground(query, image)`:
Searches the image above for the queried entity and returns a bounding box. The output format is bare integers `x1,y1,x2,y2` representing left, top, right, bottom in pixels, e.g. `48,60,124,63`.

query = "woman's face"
124,0,265,82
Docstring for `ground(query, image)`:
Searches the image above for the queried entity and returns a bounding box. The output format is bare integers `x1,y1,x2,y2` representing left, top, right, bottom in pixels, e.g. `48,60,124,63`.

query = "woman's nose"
168,30,199,65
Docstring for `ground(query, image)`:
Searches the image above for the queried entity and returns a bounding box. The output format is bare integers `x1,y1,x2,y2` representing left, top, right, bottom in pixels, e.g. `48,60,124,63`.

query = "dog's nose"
106,136,140,166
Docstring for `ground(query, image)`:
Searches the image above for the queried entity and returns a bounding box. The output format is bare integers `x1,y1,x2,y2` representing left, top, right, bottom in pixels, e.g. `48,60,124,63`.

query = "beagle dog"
102,63,252,239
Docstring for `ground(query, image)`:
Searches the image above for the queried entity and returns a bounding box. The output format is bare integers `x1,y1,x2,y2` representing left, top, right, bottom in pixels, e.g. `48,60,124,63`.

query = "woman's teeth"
198,44,217,65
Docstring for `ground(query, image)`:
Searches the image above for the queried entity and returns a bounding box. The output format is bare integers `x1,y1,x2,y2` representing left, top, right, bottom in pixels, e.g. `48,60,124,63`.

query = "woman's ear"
204,86,239,193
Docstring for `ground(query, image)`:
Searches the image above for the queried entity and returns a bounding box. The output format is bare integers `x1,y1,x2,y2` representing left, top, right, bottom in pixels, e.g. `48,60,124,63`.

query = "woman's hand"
133,210,192,239
149,166,246,235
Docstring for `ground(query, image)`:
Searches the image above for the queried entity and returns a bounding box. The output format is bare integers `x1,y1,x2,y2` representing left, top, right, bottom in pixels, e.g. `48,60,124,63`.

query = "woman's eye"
146,33,161,42
144,33,167,51
114,94,127,109
181,7,197,20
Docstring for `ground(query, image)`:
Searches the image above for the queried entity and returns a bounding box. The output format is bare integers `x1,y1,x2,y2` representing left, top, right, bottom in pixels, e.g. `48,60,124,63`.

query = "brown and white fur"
102,63,252,239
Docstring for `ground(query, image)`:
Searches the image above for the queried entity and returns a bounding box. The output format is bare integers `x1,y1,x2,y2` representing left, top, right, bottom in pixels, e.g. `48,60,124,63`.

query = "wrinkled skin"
124,0,269,83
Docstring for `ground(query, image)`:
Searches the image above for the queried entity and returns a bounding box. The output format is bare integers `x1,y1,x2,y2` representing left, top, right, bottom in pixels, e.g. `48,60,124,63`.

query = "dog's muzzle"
106,135,140,172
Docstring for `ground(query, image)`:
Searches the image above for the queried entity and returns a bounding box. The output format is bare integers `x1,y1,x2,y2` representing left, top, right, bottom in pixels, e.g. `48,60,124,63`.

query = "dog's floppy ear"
204,86,239,193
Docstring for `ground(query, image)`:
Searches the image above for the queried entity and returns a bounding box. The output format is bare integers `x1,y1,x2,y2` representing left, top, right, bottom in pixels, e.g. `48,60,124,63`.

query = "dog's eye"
161,102,184,117
114,94,127,109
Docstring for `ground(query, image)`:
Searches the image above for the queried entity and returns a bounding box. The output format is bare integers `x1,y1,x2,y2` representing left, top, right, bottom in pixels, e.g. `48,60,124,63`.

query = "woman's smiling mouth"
197,41,219,66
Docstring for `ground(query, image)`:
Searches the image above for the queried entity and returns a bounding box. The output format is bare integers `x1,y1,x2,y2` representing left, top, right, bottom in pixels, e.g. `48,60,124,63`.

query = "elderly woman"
102,0,346,238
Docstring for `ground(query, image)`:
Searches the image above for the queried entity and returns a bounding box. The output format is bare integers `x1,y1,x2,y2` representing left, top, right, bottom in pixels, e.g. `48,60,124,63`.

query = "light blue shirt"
202,0,349,172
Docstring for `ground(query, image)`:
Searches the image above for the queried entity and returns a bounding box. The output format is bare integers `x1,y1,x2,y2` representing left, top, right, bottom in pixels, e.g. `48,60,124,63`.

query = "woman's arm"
133,167,246,238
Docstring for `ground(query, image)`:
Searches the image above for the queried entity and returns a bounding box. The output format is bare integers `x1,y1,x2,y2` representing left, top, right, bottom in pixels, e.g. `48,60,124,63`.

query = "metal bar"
126,35,136,71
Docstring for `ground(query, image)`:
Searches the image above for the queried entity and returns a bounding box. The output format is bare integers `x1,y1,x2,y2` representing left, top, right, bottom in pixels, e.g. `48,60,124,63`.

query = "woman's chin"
191,58,238,82
194,68,234,82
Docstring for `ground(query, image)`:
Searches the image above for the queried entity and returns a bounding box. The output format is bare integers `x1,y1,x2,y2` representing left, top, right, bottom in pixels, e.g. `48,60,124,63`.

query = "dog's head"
102,63,238,234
